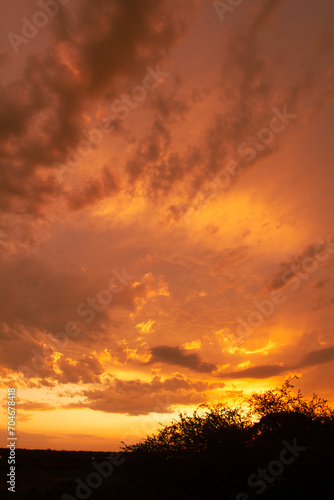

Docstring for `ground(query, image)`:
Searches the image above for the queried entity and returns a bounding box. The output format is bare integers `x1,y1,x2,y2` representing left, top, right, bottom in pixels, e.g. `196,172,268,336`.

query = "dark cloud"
297,345,334,368
0,255,105,334
250,0,285,36
149,345,217,373
10,349,105,385
0,323,51,373
0,253,142,340
66,164,119,210
57,354,104,384
0,0,318,230
126,117,172,184
125,76,194,191
211,246,249,275
0,0,327,228
0,0,199,218
197,1,286,180
220,344,334,380
16,401,57,411
220,364,287,380
310,277,331,289
151,87,190,121
164,0,302,221
268,242,328,291
312,297,334,312
0,54,82,216
64,374,224,415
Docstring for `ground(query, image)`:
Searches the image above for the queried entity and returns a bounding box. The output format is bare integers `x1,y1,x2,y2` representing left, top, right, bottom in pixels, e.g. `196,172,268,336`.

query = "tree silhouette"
123,403,250,457
114,379,334,499
246,378,334,422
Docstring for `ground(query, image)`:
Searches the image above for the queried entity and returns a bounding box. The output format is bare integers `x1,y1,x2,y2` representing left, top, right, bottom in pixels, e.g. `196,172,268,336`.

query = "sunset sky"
1,0,334,451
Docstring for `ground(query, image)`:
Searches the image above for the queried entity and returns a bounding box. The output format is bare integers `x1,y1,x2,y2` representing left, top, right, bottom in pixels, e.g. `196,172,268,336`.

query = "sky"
0,0,334,451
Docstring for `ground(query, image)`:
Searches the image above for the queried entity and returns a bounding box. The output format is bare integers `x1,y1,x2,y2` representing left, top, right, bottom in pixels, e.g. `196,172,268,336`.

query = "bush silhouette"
246,379,334,421
124,403,250,456
115,379,334,499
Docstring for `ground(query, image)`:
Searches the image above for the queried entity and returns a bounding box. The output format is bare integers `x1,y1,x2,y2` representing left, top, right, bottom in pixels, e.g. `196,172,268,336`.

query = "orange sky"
1,0,334,451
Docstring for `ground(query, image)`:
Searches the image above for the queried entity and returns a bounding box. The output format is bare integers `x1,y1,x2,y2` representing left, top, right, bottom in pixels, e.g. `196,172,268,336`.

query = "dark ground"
0,448,123,499
1,433,334,500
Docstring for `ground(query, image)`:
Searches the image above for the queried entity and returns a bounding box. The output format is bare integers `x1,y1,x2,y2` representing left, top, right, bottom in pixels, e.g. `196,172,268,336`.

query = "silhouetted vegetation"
117,380,334,499
1,380,333,499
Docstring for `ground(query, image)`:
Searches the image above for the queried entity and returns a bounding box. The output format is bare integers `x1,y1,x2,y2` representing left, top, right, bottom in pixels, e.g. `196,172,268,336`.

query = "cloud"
125,77,192,191
211,246,249,275
311,296,334,312
0,0,200,218
148,345,217,373
64,374,225,415
0,323,53,373
297,345,334,368
16,401,57,411
203,1,286,172
220,364,287,380
0,259,178,385
163,1,297,215
0,253,146,344
310,277,331,289
136,320,155,334
1,0,334,424
66,164,119,210
0,331,106,385
220,344,334,379
56,354,104,384
267,242,327,291
250,0,286,37
0,255,108,335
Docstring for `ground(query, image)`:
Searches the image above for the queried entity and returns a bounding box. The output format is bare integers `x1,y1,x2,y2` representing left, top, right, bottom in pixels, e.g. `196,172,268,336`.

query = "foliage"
123,379,334,457
123,403,251,457
115,379,334,499
245,378,334,422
